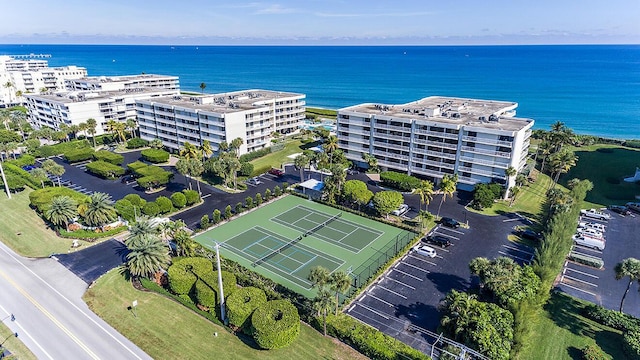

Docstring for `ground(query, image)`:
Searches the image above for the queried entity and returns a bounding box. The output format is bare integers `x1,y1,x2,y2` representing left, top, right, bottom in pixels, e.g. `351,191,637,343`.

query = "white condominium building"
136,89,306,155
0,55,87,108
25,87,179,135
337,96,534,191
65,74,180,92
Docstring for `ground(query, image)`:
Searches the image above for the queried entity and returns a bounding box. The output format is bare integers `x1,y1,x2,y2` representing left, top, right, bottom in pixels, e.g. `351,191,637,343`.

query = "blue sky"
2,0,638,44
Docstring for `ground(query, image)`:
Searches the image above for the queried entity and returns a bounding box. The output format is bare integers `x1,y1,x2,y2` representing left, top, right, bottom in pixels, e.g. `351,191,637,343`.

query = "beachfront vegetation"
306,107,337,119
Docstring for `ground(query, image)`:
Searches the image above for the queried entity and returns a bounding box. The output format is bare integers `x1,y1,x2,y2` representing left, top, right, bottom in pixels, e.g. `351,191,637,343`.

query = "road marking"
559,282,597,297
0,245,144,359
498,251,531,263
385,277,415,290
563,275,598,288
502,218,521,222
0,269,100,359
0,304,54,359
391,268,423,281
355,303,391,319
376,285,407,299
502,244,534,256
407,255,437,267
367,294,395,307
565,267,599,279
201,193,212,199
571,246,602,255
439,227,465,235
401,259,432,272
431,232,459,241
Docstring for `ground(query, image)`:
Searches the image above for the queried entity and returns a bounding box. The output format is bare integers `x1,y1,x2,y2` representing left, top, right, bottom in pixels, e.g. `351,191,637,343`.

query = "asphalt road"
55,239,130,284
0,241,151,360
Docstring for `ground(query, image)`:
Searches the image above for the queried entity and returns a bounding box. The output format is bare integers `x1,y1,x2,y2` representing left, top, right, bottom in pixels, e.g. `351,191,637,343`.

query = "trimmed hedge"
29,187,89,213
123,194,146,208
582,304,640,331
251,300,300,350
567,252,604,269
59,226,127,240
155,196,173,214
32,139,91,158
126,138,148,149
63,147,95,163
380,171,421,192
183,189,200,206
93,150,124,165
171,192,187,208
3,163,41,190
7,154,35,167
142,202,160,217
168,257,215,295
115,199,135,222
86,161,125,179
130,162,173,190
624,329,640,359
226,287,267,330
239,162,254,176
127,161,148,173
240,147,271,162
195,279,217,308
141,148,170,163
327,313,430,360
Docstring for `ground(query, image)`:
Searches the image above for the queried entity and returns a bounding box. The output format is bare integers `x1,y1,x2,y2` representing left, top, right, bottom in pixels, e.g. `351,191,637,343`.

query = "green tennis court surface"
194,195,415,298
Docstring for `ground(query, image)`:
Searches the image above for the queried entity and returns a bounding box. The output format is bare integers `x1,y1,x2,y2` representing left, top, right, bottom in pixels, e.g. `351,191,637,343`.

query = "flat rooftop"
25,88,177,102
340,96,533,132
71,74,178,83
141,89,305,114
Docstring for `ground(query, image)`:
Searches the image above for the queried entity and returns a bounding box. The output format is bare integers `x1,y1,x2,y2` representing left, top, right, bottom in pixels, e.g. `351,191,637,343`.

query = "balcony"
414,129,459,140
462,136,512,147
458,166,505,179
373,132,410,142
343,127,370,136
377,159,407,169
413,138,458,150
374,123,411,132
373,150,409,161
460,146,511,158
414,149,457,160
459,156,510,169
340,118,370,127
344,136,370,145
412,157,455,169
457,176,481,184
340,144,368,153
410,167,445,178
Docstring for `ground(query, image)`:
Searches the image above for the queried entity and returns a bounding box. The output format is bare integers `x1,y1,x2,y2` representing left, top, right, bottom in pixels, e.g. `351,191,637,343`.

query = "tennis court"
194,195,416,298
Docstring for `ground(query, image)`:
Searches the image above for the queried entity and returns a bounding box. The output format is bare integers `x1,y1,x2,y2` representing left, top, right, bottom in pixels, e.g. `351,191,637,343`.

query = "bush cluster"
183,189,200,206
58,226,127,240
63,147,95,163
472,183,504,210
32,139,91,158
581,344,607,360
379,171,421,192
86,161,125,179
226,287,267,331
251,300,300,350
581,304,640,331
7,154,35,167
171,192,187,208
141,148,170,163
93,150,124,165
29,187,89,213
167,257,236,311
567,253,604,269
126,138,148,149
239,147,271,162
2,162,42,190
128,161,173,190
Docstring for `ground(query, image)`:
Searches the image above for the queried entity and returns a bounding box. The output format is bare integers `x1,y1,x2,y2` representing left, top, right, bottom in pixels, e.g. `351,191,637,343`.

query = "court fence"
347,230,418,297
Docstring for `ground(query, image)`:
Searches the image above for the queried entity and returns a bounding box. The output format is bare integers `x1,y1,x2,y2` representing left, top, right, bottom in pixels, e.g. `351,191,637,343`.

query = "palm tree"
362,153,379,173
179,141,201,160
308,266,330,289
323,135,339,165
46,196,78,231
199,140,213,162
614,258,640,312
505,166,516,186
413,180,434,213
126,235,170,278
85,118,97,147
30,168,49,188
227,157,241,189
126,118,137,139
4,142,18,160
329,270,351,315
188,158,204,195
549,149,578,187
128,218,157,241
199,82,206,94
509,186,521,207
437,174,458,218
294,154,309,181
174,229,196,257
42,159,65,186
230,137,243,157
439,290,476,340
176,159,192,189
149,138,163,149
84,192,116,228
313,288,335,336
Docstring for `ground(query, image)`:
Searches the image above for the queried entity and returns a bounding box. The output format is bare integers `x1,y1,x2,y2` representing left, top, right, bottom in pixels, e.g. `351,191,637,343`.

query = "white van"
576,227,604,239
573,235,605,251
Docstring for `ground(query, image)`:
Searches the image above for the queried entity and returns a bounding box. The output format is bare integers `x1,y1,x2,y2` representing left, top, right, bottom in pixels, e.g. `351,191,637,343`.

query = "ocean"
1,44,638,139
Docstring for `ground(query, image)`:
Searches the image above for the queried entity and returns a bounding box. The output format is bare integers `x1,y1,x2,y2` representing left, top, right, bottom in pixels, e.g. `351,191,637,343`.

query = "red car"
268,168,284,176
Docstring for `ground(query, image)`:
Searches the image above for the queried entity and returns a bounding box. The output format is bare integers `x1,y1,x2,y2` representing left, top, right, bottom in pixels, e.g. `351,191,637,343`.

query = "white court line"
400,259,432,272
391,268,423,281
407,255,437,267
290,254,319,273
384,276,415,290
502,244,534,256
376,285,407,299
559,282,597,297
498,251,531,263
353,303,391,319
565,267,599,279
563,275,598,288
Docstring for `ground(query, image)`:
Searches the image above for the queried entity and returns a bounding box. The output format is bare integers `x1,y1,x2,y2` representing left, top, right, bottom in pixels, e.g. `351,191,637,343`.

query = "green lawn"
560,144,640,206
250,139,310,174
0,189,78,257
306,107,337,119
84,271,366,360
516,292,627,360
0,322,36,360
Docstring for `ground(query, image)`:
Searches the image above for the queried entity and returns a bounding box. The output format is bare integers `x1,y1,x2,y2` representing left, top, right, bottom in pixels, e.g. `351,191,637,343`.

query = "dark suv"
440,217,460,229
424,234,452,248
608,205,631,215
520,229,541,241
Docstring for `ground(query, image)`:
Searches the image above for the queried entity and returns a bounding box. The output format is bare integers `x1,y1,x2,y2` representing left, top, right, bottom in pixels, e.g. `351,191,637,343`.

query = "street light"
214,242,227,324
0,314,14,322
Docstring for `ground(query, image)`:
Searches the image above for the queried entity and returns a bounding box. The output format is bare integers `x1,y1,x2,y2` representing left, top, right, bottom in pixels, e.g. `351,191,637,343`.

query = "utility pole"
0,162,10,199
214,242,226,324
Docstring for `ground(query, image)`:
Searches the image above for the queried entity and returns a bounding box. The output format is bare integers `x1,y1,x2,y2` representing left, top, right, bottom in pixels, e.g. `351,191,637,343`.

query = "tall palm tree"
84,192,116,228
126,118,137,139
126,235,170,278
42,159,65,186
85,118,97,147
362,153,378,173
509,186,521,207
179,141,201,160
440,290,476,341
175,159,192,189
323,135,339,165
227,157,241,189
46,196,78,231
294,154,309,181
308,266,330,289
30,168,49,188
230,137,244,157
614,258,640,312
128,218,157,242
437,174,458,218
413,180,434,213
174,229,196,257
549,149,578,187
329,270,351,316
4,142,17,160
199,82,206,94
199,140,213,162
313,288,336,336
188,158,204,195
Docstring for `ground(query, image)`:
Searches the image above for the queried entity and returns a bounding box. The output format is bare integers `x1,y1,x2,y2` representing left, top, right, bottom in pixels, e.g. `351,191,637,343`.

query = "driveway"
53,239,130,284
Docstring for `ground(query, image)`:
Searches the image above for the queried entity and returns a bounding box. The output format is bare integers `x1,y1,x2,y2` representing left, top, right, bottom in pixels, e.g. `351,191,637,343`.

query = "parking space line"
435,255,444,259
563,275,598,288
384,276,415,290
352,303,390,319
201,194,212,199
438,227,465,235
502,244,534,256
431,232,459,241
391,268,423,281
571,246,602,255
498,251,531,263
402,258,435,273
406,255,437,267
559,282,598,297
565,267,599,279
367,293,395,307
376,285,407,299
502,218,521,222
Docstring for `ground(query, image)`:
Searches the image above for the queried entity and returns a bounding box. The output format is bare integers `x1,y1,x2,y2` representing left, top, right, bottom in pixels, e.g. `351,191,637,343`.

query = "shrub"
472,183,504,209
274,185,282,197
567,253,604,269
127,161,148,173
264,189,272,200
327,313,429,360
167,257,215,295
114,199,135,222
33,139,91,158
3,163,41,189
171,192,187,209
130,162,173,190
142,202,160,217
239,147,271,162
93,150,124,165
252,164,272,177
255,193,263,206
182,189,200,206
582,304,640,331
235,202,244,214
85,161,125,179
59,226,127,240
245,196,254,209
0,129,21,144
624,329,640,359
239,162,254,176
123,194,146,208
7,154,35,167
141,148,169,163
200,214,210,229
224,205,232,219
251,300,300,350
195,279,217,308
29,187,88,213
380,171,421,192
226,287,268,330
212,209,221,224
581,344,607,360
126,137,148,149
155,196,173,214
63,147,95,163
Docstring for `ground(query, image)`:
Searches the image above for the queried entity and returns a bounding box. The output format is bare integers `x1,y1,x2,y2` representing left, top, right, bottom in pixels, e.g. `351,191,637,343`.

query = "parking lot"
346,191,536,348
557,209,640,318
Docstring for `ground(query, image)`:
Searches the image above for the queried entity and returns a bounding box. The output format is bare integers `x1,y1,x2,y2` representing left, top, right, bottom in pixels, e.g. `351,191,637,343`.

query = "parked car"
21,165,36,171
608,205,631,215
247,177,262,186
391,204,410,216
580,208,611,221
414,244,437,258
424,235,452,248
520,229,541,241
268,168,284,176
626,202,640,213
572,234,605,251
578,221,606,232
576,227,604,240
440,217,460,228
346,168,359,175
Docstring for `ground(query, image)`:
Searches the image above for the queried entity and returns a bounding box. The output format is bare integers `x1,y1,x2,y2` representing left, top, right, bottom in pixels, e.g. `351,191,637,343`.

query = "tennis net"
303,212,342,237
252,235,304,267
